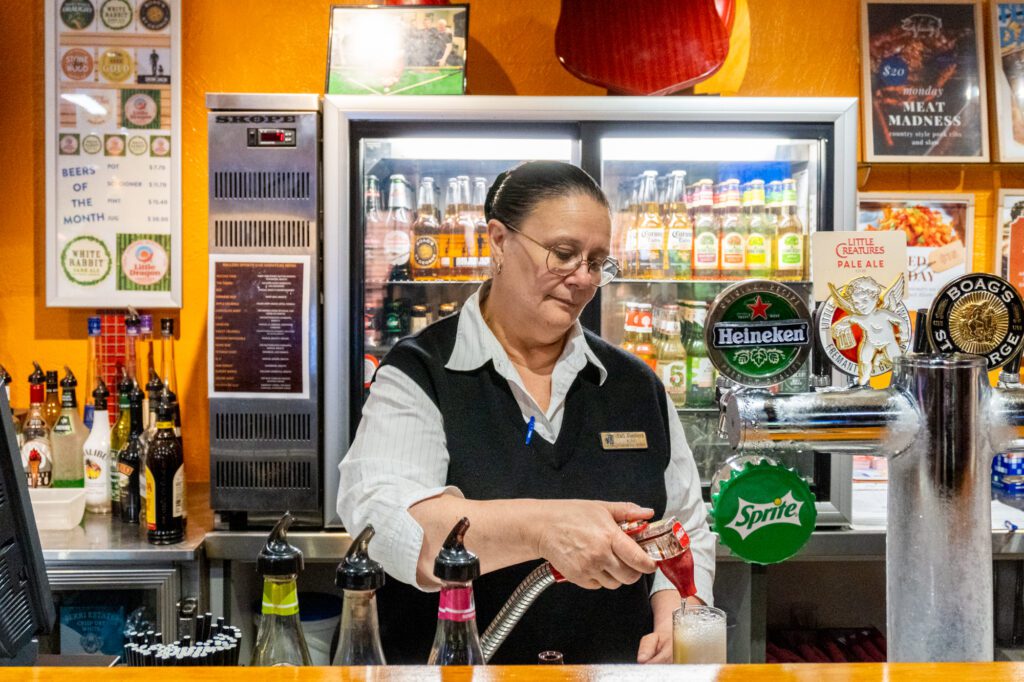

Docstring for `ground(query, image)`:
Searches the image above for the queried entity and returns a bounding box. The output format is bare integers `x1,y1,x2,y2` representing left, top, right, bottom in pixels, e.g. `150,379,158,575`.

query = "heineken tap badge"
819,275,911,385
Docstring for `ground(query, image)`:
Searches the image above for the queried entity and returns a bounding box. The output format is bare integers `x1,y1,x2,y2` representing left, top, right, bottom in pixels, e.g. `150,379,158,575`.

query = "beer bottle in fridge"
775,179,806,280
685,305,715,407
411,177,441,281
691,180,719,279
744,179,773,279
718,180,745,279
655,304,687,408
440,178,460,280
472,177,490,277
664,171,693,279
454,176,475,280
635,171,664,278
384,174,414,282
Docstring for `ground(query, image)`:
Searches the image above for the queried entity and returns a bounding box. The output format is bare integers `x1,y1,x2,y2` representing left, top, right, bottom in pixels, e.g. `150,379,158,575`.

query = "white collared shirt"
338,285,716,603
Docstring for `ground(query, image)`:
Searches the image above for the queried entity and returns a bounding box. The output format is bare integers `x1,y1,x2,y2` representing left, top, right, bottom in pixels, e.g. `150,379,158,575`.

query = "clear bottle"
743,179,773,279
118,384,145,524
51,367,86,488
146,386,185,544
439,178,459,280
691,180,720,280
83,316,102,430
453,176,476,280
427,517,485,666
0,365,21,448
410,305,429,335
42,370,61,430
384,174,414,282
333,525,386,666
125,312,141,383
775,179,806,280
110,369,133,517
159,318,182,440
622,303,657,371
622,179,641,278
664,171,693,280
364,175,388,316
411,177,441,281
635,171,665,279
685,306,715,407
82,380,112,512
655,305,687,409
138,315,155,419
251,512,312,667
718,179,745,279
21,363,53,488
472,177,491,278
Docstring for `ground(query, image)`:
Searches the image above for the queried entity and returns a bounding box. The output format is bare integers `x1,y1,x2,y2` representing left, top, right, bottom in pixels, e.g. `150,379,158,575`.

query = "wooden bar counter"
8,664,1024,680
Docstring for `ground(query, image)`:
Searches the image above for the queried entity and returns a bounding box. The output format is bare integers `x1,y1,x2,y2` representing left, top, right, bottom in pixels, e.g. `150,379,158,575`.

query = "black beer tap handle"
810,303,832,389
912,308,931,354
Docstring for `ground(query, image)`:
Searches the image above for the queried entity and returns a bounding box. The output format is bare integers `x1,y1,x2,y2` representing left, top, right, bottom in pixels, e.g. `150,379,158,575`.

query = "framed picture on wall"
325,4,468,96
860,0,989,162
857,193,975,309
996,189,1024,290
991,4,1024,161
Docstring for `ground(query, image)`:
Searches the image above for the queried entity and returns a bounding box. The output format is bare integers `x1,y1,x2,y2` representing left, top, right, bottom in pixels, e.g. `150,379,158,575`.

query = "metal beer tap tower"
712,273,1024,663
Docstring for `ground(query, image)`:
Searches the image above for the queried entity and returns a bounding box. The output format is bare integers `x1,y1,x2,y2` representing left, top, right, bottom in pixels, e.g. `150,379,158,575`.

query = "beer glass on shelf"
672,604,727,664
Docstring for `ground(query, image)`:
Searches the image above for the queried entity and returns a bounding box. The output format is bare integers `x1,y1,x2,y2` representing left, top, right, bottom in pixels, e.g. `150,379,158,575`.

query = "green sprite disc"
711,460,816,565
705,279,811,387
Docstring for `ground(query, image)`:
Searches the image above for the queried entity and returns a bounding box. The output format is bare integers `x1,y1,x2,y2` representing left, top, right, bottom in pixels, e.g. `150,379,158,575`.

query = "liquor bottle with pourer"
251,512,312,667
118,383,145,524
42,370,61,430
21,363,53,488
84,316,101,429
333,525,386,665
110,368,133,516
139,369,163,527
82,380,112,513
52,367,86,488
146,385,185,545
0,365,21,447
428,517,485,665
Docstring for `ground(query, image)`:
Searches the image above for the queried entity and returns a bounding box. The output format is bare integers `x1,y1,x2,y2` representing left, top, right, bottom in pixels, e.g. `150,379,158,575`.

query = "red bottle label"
438,587,476,622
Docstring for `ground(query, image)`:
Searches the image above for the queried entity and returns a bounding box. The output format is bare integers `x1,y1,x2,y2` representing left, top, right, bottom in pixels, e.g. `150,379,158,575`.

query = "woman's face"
493,193,612,339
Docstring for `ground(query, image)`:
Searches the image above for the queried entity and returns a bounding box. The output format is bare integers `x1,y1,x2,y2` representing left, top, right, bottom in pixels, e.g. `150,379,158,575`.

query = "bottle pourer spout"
29,362,44,384
337,525,385,591
258,511,304,577
61,366,77,388
434,517,480,582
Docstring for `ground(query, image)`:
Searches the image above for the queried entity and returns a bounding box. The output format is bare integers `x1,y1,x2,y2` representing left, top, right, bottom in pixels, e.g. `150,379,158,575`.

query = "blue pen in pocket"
525,416,536,445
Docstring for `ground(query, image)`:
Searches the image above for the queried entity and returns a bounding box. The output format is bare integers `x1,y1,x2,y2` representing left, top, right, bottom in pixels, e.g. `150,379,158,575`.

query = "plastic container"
29,488,86,530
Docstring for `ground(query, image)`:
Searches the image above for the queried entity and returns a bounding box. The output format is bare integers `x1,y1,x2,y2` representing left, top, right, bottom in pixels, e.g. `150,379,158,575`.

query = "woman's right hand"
533,500,658,590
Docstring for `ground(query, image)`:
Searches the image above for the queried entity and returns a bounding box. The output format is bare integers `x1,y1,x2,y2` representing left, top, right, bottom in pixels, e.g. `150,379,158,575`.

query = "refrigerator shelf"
610,278,812,286
380,279,487,286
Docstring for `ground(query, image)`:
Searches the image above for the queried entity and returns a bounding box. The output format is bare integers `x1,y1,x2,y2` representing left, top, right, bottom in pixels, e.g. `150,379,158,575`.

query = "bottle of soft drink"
775,179,806,280
427,518,485,665
411,177,441,281
635,171,665,279
384,174,414,282
744,179,773,279
664,171,693,279
685,306,716,407
718,179,745,279
691,180,720,280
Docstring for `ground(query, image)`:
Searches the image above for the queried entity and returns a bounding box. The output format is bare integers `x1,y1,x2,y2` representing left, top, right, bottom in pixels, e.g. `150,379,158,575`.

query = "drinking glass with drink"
672,604,727,664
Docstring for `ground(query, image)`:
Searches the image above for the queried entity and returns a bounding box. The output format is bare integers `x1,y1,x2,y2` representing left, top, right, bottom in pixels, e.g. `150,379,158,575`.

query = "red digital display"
260,131,287,143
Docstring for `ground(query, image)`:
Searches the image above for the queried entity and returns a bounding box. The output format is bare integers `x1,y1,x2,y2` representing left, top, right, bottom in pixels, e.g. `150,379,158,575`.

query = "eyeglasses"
502,222,620,287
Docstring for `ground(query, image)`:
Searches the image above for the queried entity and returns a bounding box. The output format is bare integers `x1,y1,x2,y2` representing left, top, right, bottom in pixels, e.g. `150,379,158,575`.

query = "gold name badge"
600,432,648,450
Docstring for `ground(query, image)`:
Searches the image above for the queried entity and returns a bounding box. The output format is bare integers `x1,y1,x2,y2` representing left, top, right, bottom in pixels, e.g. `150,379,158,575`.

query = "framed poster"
857,193,974,309
44,0,182,308
861,1,989,162
325,4,468,96
996,189,1024,291
992,4,1024,161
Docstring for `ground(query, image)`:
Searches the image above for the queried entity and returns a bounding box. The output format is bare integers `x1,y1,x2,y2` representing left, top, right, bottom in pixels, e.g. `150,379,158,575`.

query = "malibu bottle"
82,380,112,512
428,517,485,665
146,387,185,545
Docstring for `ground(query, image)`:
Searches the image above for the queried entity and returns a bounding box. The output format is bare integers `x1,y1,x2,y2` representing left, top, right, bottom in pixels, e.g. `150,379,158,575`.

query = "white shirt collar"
445,282,608,386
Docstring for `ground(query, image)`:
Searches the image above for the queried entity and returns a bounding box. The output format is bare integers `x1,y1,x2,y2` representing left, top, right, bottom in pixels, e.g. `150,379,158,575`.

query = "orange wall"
0,0,1014,481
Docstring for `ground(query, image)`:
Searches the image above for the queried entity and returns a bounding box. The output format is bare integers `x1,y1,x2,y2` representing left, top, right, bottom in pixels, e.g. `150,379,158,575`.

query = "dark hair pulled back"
484,161,609,228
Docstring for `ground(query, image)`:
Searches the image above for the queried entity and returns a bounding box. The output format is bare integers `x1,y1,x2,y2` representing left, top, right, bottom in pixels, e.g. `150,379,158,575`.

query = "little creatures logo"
819,274,911,385
725,491,804,540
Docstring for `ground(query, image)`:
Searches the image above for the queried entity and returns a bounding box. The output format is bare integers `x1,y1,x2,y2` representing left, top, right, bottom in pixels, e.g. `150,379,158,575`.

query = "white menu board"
45,0,182,308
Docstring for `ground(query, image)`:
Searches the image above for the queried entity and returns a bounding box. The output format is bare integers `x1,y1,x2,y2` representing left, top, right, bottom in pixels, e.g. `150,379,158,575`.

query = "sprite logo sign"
705,280,811,387
712,460,816,565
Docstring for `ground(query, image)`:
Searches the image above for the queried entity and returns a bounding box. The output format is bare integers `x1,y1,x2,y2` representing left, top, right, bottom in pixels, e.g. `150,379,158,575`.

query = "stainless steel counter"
38,489,212,563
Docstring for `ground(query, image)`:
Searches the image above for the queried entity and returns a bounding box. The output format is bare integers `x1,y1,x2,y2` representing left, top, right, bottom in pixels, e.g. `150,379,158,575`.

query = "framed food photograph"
996,189,1024,291
857,193,975,309
861,0,989,162
325,4,468,96
992,4,1024,161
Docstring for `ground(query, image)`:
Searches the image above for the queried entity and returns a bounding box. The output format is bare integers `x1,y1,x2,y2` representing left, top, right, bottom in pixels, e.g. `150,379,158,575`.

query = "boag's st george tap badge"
818,274,912,385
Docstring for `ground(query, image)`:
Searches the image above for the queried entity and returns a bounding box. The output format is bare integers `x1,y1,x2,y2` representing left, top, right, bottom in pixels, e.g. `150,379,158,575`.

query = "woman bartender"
339,161,715,664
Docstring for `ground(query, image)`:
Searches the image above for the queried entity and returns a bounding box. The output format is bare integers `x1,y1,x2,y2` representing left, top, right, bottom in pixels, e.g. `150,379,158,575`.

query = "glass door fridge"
322,96,857,527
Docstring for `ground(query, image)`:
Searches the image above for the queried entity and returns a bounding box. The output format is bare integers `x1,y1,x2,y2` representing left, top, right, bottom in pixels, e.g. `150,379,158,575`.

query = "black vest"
374,313,671,664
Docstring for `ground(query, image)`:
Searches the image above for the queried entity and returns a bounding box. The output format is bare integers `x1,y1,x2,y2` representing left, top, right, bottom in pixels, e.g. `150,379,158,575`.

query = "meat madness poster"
862,1,989,162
